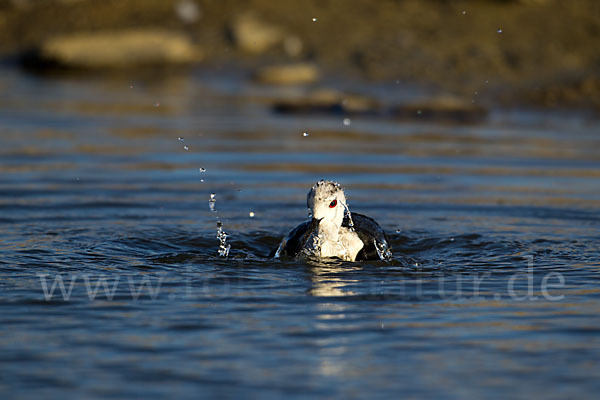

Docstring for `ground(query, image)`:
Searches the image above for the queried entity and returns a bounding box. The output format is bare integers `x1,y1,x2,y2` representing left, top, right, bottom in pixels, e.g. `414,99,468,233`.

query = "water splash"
343,202,354,229
209,193,230,257
374,239,392,261
216,221,231,257
209,193,216,212
311,233,322,254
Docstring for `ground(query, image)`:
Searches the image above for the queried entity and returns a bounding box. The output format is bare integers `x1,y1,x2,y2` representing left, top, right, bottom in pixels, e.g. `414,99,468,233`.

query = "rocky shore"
0,0,598,110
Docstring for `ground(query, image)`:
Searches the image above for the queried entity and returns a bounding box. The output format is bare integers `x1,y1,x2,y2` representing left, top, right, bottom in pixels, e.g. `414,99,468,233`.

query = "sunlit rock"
255,63,319,85
230,13,284,55
273,88,379,115
30,29,202,69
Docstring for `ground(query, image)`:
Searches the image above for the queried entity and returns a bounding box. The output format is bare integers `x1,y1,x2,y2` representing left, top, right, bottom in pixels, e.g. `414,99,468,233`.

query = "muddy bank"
0,0,598,110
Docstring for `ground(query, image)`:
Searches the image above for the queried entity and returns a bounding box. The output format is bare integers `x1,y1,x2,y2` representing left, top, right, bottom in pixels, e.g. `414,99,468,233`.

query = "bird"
272,180,392,261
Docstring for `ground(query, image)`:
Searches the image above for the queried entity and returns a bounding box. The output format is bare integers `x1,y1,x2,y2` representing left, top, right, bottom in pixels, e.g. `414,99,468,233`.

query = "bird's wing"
271,219,318,258
344,212,392,261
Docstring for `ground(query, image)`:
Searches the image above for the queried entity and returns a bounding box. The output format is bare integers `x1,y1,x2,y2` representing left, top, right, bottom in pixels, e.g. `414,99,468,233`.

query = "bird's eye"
329,199,337,208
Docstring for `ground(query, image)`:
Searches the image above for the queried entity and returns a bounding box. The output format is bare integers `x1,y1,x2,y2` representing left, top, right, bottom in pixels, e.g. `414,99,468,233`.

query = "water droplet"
209,193,216,212
343,118,351,126
249,211,255,218
183,145,189,151
497,28,503,34
303,132,309,137
199,167,206,172
312,17,317,22
200,179,204,182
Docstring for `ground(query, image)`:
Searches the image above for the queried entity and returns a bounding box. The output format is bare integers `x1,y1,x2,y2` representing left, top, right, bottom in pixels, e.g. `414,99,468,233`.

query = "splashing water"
374,239,392,261
209,193,216,212
216,221,231,257
343,202,354,229
208,193,230,257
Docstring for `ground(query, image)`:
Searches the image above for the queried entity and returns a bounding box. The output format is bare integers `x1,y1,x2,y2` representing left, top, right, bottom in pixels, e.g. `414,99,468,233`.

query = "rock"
174,0,202,24
255,63,319,85
230,13,284,55
272,88,380,115
30,29,202,69
283,35,303,57
391,95,488,123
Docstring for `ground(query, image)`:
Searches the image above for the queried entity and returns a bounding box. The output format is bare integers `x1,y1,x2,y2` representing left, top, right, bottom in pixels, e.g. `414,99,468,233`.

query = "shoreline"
0,0,598,110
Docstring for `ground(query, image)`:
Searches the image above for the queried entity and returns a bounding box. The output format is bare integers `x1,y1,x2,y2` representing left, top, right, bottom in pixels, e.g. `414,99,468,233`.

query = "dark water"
1,66,600,399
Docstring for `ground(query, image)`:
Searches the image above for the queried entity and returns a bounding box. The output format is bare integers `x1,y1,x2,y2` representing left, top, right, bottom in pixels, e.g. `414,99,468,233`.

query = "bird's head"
306,180,348,227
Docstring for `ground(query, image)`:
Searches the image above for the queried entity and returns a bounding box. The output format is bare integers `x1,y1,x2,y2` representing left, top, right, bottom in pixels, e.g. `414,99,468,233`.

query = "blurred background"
1,0,599,108
1,1,600,399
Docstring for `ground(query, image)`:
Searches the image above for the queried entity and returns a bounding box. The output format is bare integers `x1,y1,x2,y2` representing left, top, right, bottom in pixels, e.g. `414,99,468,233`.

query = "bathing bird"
273,180,392,261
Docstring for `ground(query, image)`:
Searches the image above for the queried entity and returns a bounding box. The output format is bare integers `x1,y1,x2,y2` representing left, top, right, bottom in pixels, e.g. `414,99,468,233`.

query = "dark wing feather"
270,219,319,258
343,212,392,261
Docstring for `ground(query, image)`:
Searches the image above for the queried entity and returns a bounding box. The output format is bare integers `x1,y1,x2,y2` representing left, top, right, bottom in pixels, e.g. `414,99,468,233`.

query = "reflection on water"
1,66,600,399
307,263,362,297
